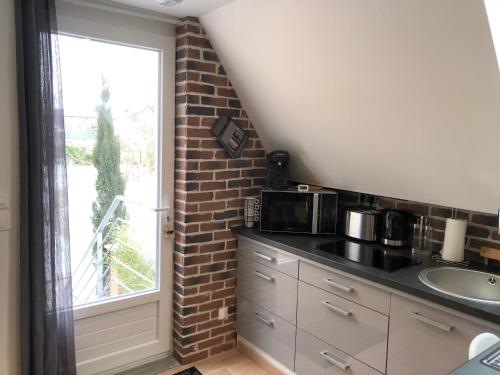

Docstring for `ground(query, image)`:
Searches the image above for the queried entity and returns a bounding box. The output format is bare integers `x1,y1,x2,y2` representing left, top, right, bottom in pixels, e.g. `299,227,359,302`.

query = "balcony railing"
72,195,157,306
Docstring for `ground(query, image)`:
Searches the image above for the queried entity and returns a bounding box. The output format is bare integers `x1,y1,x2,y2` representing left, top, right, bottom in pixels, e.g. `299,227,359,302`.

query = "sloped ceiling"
201,0,500,214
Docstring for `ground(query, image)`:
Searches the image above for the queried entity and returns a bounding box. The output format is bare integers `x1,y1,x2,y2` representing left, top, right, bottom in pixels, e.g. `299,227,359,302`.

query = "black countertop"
233,227,500,325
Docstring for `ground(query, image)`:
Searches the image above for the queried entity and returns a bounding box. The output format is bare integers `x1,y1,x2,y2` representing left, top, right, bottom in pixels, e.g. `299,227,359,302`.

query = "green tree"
91,79,126,232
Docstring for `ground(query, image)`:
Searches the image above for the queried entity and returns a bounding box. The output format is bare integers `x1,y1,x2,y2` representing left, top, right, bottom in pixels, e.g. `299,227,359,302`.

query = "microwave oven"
260,189,338,234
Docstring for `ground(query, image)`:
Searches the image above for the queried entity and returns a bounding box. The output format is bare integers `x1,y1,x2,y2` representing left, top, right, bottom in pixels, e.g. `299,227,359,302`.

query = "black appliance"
260,189,338,234
316,240,421,272
380,209,414,247
265,150,290,190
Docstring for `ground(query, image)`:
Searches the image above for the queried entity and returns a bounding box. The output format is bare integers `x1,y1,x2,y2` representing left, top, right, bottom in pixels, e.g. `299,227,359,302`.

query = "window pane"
60,35,161,306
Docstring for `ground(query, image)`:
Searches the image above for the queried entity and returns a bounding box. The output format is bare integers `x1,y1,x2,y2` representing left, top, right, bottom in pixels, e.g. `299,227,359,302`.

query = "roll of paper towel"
441,218,467,262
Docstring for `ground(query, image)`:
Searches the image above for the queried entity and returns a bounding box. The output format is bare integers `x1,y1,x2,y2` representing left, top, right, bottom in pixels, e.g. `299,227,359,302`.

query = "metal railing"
72,195,156,306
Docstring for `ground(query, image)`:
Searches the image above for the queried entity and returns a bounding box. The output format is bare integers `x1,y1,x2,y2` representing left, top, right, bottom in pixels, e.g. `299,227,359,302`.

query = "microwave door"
261,192,314,233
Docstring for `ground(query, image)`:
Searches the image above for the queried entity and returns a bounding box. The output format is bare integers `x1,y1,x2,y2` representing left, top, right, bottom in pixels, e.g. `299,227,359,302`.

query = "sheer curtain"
15,0,76,374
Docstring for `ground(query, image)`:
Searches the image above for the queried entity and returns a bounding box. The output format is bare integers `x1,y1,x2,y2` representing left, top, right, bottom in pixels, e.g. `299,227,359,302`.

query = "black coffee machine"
265,150,290,190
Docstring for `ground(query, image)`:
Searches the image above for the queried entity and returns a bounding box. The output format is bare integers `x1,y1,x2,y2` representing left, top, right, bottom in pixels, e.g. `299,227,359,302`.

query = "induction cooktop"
316,240,421,272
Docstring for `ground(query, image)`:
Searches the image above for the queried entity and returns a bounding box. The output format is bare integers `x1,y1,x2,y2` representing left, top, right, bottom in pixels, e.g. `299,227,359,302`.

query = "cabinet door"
300,260,390,315
297,282,388,373
388,294,487,375
238,237,299,278
237,255,298,324
236,295,296,371
295,329,383,375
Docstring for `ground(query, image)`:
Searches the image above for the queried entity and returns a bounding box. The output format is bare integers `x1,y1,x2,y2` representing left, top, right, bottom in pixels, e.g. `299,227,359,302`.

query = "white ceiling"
107,0,236,17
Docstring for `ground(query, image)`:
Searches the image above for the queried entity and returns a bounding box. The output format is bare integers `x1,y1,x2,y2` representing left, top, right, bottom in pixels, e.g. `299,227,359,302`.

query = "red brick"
200,221,226,231
200,161,227,170
200,181,226,191
214,230,233,241
217,87,237,98
199,201,226,212
215,190,239,199
201,74,228,86
199,242,226,253
215,170,240,180
199,300,223,312
186,191,213,202
199,281,224,293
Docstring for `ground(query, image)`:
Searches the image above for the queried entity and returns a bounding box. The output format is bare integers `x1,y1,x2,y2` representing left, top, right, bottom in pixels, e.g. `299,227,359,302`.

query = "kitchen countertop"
449,342,500,374
233,227,500,325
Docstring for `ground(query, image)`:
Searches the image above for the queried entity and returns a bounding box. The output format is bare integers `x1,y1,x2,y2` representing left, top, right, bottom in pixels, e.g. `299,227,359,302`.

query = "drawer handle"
323,278,354,293
254,270,275,282
320,350,350,370
254,251,275,262
409,311,454,332
322,300,352,317
254,312,274,327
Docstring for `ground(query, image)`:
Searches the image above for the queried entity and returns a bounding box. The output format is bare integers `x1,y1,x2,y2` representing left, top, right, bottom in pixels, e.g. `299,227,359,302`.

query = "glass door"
60,33,173,374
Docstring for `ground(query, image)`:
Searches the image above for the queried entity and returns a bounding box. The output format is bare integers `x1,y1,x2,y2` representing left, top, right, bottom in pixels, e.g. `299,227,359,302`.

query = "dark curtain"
15,0,77,374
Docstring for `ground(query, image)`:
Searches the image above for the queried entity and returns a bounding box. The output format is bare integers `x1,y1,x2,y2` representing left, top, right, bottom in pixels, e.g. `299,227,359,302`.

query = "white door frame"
56,2,176,373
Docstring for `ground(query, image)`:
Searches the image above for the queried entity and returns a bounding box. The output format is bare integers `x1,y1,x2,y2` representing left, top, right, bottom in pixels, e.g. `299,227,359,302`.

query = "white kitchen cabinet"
295,329,383,375
236,236,500,375
387,294,490,375
297,281,388,373
237,255,298,324
236,295,296,371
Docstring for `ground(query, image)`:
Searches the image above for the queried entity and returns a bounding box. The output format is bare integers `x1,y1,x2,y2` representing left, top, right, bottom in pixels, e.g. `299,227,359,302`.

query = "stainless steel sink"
418,267,500,304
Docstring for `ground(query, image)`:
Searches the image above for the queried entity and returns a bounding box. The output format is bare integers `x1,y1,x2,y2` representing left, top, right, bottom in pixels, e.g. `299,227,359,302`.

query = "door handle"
322,300,352,317
323,278,354,293
409,311,454,332
254,270,275,282
254,312,274,327
320,350,350,370
254,251,275,263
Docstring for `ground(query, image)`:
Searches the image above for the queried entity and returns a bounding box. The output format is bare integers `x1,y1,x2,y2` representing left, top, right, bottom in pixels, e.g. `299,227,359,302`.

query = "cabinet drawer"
296,329,383,375
236,295,296,371
237,255,297,324
297,282,388,373
238,237,299,278
300,260,390,315
387,294,489,375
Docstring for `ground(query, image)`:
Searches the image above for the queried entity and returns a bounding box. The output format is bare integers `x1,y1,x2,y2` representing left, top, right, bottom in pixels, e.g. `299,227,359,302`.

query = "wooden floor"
159,349,275,375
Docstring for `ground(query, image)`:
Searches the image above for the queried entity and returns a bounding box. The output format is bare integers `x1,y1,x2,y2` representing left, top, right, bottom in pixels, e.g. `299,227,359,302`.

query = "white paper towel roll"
441,218,467,262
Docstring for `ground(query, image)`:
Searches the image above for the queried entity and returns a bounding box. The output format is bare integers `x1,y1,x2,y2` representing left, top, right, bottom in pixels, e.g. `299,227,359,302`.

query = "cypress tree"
91,79,126,233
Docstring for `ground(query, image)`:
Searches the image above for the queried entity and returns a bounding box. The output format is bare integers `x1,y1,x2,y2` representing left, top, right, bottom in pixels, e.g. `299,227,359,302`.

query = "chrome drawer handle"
323,278,354,293
254,270,275,282
254,251,275,263
409,311,454,332
320,350,350,370
322,300,352,317
254,312,274,327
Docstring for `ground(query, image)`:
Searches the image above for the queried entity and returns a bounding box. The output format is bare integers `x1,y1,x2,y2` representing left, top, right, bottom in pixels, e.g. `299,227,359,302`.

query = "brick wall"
173,17,266,364
335,190,500,263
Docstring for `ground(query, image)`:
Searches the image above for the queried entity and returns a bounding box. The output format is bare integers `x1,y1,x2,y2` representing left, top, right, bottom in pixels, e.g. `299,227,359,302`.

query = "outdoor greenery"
66,144,92,165
112,226,156,293
91,79,126,231
89,80,155,298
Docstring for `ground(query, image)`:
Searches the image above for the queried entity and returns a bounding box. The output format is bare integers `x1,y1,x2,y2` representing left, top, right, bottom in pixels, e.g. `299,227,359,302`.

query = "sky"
58,34,160,118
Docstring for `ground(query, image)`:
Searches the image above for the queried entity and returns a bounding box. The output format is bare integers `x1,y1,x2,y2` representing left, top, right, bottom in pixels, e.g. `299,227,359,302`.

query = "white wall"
0,0,19,374
201,0,500,214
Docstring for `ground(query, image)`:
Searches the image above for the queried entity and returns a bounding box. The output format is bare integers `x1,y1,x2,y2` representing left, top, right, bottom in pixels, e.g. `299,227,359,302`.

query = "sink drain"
489,277,496,285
